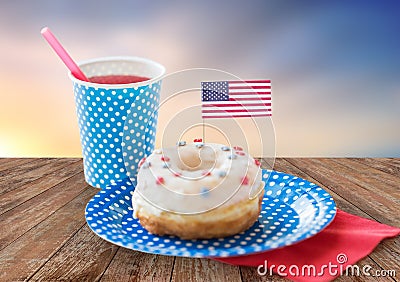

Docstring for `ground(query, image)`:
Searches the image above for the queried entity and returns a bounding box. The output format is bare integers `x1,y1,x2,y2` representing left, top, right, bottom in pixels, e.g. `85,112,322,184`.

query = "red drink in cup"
89,75,150,84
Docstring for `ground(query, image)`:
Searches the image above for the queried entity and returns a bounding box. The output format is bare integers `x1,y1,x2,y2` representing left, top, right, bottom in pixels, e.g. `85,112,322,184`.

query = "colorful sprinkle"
233,146,243,151
196,143,204,148
139,157,146,167
241,175,249,185
200,187,209,197
235,151,245,156
221,146,230,151
156,176,165,185
177,140,186,146
161,156,170,162
218,171,227,177
202,170,211,176
228,154,237,160
162,163,169,169
142,162,151,169
255,159,261,166
194,138,203,142
173,172,182,177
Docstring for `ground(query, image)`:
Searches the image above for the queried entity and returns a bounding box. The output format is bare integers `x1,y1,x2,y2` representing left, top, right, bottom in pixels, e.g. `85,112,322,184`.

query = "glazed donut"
132,141,264,239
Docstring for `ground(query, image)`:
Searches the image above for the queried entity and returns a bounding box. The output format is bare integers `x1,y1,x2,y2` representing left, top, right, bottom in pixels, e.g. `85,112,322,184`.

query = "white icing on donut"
132,142,263,215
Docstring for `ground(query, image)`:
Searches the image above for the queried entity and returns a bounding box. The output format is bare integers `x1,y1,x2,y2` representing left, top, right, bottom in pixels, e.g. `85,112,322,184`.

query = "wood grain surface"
0,158,398,281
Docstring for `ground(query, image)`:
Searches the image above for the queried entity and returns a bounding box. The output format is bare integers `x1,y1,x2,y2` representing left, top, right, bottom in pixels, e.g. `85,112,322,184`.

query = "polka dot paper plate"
85,170,336,257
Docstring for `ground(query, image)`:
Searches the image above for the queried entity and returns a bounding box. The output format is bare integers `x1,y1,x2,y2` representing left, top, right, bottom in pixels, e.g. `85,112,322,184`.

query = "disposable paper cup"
69,56,165,188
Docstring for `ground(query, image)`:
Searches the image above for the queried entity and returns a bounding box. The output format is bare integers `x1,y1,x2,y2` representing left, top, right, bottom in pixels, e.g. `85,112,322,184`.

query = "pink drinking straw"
41,27,89,82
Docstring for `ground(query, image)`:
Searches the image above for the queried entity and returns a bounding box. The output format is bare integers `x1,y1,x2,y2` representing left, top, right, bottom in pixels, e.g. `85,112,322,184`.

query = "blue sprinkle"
177,140,186,146
200,187,209,197
162,163,169,169
221,146,230,151
142,162,151,169
218,171,227,177
228,154,237,160
196,143,204,148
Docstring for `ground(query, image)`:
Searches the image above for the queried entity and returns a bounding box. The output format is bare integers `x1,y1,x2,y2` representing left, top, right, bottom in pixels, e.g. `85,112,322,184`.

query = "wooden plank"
330,158,400,199
29,225,119,281
350,158,400,177
171,257,242,282
0,157,395,282
316,158,400,207
380,158,400,168
100,248,175,282
0,160,83,215
0,158,79,195
285,158,399,227
0,188,96,282
368,237,400,280
0,172,88,251
273,158,400,276
0,158,36,171
240,266,289,281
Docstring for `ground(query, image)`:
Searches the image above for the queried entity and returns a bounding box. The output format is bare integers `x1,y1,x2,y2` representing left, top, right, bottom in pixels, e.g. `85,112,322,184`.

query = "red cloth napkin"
213,210,400,281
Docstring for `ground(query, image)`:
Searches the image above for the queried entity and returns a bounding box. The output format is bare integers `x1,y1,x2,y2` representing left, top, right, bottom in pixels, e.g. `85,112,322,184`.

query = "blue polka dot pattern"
85,170,337,257
73,81,161,188
121,85,160,179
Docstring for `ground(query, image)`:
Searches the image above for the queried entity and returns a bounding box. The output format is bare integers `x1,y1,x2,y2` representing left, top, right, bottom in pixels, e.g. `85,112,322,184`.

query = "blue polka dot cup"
69,57,165,188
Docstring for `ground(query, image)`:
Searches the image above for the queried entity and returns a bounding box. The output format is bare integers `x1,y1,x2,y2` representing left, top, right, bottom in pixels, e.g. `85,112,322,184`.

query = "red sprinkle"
233,146,243,151
255,159,261,166
139,157,146,167
161,156,170,162
235,151,245,156
241,176,249,185
202,171,211,176
156,176,165,185
173,172,182,177
193,138,203,142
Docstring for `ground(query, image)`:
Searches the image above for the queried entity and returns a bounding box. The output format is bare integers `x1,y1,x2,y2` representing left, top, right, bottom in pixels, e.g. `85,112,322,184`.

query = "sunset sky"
0,0,399,157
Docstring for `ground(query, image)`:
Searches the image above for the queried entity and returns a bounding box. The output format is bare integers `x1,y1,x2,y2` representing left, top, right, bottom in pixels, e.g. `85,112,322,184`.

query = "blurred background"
0,0,399,157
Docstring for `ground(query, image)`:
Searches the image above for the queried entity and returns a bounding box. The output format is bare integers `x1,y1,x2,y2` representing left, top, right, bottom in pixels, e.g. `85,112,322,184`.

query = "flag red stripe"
228,80,271,84
203,114,272,118
229,97,271,101
229,86,271,90
229,92,271,95
202,108,270,113
202,103,271,107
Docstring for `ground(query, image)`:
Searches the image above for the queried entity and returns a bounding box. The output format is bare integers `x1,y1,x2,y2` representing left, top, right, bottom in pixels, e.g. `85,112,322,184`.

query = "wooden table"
0,158,398,281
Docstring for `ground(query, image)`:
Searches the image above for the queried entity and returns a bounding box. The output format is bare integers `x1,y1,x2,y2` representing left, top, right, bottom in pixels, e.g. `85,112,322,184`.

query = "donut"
132,141,265,239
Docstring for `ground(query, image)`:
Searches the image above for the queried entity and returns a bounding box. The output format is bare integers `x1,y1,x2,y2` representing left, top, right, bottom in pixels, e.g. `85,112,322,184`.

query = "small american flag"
201,80,272,118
